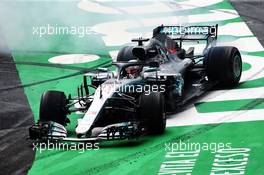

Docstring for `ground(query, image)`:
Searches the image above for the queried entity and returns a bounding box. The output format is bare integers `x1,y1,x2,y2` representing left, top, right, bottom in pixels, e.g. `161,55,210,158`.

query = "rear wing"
153,25,218,47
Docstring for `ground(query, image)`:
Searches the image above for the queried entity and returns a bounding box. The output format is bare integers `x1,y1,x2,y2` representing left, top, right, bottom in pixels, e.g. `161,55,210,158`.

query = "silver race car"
29,25,242,142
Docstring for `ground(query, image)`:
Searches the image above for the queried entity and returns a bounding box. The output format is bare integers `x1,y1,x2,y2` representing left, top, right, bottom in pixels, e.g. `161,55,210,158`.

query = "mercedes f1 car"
29,25,242,142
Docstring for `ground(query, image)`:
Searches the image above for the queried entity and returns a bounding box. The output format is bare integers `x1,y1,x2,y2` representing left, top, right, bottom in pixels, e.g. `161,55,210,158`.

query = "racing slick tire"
139,92,166,135
39,90,68,126
204,46,242,87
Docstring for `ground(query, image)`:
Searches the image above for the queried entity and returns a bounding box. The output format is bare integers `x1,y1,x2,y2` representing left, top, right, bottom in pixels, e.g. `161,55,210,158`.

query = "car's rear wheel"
204,46,242,87
138,92,166,135
39,90,68,126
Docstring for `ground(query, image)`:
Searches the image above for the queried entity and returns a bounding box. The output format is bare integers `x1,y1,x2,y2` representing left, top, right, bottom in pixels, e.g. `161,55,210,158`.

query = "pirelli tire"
204,46,242,87
139,92,166,135
39,90,68,126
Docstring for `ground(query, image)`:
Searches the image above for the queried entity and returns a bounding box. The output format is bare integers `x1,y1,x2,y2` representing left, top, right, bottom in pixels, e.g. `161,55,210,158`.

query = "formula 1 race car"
29,24,242,142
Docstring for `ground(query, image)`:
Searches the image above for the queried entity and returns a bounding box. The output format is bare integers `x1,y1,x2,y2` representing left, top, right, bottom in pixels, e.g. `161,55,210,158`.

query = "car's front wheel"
39,90,68,126
138,92,166,135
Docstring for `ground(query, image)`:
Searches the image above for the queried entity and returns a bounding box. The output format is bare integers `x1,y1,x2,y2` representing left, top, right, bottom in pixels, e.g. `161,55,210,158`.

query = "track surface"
230,0,264,46
0,0,264,175
0,33,35,174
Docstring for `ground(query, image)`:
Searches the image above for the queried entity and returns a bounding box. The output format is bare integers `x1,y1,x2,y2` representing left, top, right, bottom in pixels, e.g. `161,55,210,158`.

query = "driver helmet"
125,60,142,78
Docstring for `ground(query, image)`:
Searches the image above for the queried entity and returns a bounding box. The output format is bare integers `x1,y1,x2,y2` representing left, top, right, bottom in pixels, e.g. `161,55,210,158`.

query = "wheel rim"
233,55,241,78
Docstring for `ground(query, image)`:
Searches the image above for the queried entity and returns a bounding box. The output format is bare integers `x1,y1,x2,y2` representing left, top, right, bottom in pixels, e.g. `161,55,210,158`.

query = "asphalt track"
0,32,35,174
230,0,264,46
0,0,264,175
